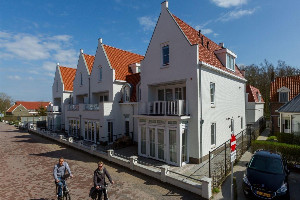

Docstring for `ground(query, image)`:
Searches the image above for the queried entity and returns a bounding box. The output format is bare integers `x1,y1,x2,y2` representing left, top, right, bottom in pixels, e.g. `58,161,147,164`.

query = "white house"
278,93,300,135
245,85,264,125
135,1,246,166
65,39,144,144
47,64,76,131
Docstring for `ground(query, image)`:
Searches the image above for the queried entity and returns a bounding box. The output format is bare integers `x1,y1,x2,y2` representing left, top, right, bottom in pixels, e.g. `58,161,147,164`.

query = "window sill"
211,145,216,149
161,64,170,69
211,104,216,108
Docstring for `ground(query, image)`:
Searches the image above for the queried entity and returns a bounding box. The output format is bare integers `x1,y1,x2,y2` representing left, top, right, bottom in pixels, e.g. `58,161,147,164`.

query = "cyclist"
93,161,114,200
53,157,73,200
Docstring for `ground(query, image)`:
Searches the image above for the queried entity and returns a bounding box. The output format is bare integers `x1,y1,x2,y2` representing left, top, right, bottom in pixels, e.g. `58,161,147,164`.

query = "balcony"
68,104,79,111
138,100,188,116
84,104,99,111
47,105,61,112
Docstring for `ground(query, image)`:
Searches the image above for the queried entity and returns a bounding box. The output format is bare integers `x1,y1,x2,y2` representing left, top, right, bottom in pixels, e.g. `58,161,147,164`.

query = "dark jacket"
94,167,112,188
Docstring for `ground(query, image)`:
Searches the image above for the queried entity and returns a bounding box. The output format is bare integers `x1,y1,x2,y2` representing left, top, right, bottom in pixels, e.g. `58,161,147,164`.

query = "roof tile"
59,66,76,91
246,85,264,103
270,75,300,102
83,54,95,74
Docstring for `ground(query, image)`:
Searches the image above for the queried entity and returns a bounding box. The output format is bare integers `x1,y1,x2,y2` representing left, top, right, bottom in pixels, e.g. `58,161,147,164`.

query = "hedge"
274,132,300,146
252,140,300,164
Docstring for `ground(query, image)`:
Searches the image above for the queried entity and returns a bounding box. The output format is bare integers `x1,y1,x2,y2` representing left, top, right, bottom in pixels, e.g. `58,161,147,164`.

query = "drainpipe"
79,114,82,139
88,77,91,104
199,64,203,162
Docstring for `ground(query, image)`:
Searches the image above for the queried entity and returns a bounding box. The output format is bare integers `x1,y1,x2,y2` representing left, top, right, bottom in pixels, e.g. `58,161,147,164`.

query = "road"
0,122,202,200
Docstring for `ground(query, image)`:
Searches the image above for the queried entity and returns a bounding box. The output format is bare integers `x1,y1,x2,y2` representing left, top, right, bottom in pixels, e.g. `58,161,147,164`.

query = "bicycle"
55,174,71,200
91,183,109,200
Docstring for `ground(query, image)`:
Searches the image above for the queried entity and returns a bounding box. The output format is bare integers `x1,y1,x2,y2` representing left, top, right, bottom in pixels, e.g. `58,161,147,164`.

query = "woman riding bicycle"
93,161,114,200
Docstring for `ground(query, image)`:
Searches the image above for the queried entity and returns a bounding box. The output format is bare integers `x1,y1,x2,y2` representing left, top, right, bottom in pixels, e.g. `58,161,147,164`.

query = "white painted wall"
140,5,200,160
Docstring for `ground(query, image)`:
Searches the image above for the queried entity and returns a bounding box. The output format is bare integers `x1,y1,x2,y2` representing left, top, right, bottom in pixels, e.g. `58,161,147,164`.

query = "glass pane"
175,88,182,100
210,83,215,103
211,123,215,145
85,121,88,139
158,129,164,160
96,122,99,142
141,127,146,155
149,128,155,157
169,130,177,163
166,89,173,101
182,129,187,162
158,89,164,101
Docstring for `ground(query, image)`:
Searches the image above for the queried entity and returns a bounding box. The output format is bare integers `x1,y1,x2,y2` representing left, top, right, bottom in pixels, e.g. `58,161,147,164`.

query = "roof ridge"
103,44,144,57
82,53,95,58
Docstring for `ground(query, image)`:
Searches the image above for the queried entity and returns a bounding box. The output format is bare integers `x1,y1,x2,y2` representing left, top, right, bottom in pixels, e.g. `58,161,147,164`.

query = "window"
284,119,290,129
125,120,130,136
99,67,102,81
241,117,243,129
123,86,130,102
279,92,288,103
108,121,113,143
175,88,182,100
158,89,164,101
162,45,169,65
211,123,216,146
166,89,173,101
210,82,215,105
80,73,83,85
100,95,108,102
231,119,234,133
226,54,235,71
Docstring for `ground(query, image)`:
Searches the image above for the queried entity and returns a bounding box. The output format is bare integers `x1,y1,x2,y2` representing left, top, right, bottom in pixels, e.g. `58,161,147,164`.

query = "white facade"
246,101,264,125
135,2,246,166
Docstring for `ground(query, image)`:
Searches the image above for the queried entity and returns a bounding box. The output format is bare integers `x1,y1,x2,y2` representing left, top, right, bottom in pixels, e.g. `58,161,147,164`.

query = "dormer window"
226,54,235,71
279,92,288,103
162,45,169,66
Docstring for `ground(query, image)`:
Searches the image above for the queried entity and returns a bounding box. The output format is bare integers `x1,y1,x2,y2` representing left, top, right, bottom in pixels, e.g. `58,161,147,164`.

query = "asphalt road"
0,122,203,200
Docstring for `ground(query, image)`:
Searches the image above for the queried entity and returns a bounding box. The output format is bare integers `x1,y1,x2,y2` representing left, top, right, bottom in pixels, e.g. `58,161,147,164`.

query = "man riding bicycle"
93,161,114,200
53,157,73,200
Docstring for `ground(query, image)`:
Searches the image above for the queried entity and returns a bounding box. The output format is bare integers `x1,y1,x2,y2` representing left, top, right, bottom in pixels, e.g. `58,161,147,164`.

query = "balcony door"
169,129,177,164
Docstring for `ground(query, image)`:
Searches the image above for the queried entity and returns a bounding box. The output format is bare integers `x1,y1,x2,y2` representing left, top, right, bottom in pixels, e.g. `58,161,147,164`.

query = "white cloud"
54,49,77,65
49,35,72,42
211,0,247,8
219,8,257,21
42,61,56,72
195,25,215,35
8,75,21,80
138,16,156,31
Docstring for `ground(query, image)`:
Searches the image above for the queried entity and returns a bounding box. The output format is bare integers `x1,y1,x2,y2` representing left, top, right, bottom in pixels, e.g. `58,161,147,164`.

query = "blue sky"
0,0,299,102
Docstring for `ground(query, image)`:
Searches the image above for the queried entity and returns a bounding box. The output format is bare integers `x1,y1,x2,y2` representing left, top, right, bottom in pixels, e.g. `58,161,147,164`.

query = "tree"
0,93,13,114
37,105,47,116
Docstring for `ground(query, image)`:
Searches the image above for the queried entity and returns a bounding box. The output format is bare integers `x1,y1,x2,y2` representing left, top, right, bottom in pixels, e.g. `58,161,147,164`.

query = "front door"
149,128,155,158
157,128,165,161
169,129,177,164
182,128,188,163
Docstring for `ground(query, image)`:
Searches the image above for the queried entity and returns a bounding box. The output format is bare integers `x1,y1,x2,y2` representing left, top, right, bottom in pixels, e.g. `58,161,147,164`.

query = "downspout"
199,64,203,162
79,114,82,139
88,77,91,104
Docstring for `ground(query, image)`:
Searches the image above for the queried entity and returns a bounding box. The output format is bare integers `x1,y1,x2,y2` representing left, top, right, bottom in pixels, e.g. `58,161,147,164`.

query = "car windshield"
248,155,283,174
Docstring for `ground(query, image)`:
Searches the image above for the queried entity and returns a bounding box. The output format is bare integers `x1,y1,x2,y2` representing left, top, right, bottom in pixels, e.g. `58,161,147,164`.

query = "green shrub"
212,187,220,193
252,140,300,164
266,136,278,141
274,132,300,145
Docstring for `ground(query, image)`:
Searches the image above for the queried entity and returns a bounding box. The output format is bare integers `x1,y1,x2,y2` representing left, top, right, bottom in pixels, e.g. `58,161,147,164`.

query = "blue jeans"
56,177,66,197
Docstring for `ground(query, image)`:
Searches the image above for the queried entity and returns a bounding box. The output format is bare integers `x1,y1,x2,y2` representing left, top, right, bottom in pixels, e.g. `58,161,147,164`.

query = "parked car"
243,150,290,199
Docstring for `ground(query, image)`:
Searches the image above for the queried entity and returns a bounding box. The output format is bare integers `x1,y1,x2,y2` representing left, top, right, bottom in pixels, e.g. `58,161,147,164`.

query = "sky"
0,0,300,102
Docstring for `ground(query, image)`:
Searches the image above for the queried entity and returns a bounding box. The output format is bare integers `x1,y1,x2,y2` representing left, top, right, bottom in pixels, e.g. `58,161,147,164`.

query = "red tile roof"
83,54,95,74
171,14,244,79
103,44,144,80
125,73,141,102
270,75,300,102
246,85,264,103
6,101,50,112
59,66,76,91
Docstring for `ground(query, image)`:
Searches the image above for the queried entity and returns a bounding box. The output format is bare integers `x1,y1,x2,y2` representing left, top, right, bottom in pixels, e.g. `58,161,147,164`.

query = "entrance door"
157,128,165,160
169,129,177,163
284,119,291,133
182,129,188,163
141,126,146,155
149,128,155,157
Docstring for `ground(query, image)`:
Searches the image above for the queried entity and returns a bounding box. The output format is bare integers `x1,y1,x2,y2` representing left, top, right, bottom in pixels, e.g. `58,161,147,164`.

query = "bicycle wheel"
64,193,71,200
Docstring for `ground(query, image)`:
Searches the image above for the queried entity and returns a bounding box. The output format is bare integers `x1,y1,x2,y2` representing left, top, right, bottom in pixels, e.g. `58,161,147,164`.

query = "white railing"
68,104,79,111
139,100,188,116
47,105,60,112
84,104,99,111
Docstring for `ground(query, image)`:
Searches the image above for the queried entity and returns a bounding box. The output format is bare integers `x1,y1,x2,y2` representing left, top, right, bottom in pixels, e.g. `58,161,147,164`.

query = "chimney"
161,1,168,10
219,42,224,48
98,38,103,44
207,41,210,50
198,30,201,36
80,49,83,54
241,70,245,77
56,62,60,67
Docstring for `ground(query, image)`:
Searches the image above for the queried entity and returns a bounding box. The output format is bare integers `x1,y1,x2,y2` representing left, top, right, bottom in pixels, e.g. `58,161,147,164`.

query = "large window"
211,123,216,146
99,67,102,81
226,54,235,71
231,119,234,133
123,86,130,102
210,82,215,105
175,88,182,100
279,92,288,103
80,73,83,85
100,95,108,102
162,45,169,65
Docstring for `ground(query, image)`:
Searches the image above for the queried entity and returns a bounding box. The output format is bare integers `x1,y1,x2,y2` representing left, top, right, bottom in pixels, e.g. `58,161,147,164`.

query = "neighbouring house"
270,75,300,133
245,85,264,125
6,101,50,116
134,1,246,166
278,93,300,135
64,40,144,143
47,64,76,131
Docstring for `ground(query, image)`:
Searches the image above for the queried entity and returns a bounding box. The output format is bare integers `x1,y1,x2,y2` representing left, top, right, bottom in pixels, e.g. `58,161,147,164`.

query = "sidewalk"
212,128,270,200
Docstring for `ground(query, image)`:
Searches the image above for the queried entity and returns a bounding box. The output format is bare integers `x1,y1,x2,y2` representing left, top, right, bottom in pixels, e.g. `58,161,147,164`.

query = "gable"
270,75,300,102
59,66,76,91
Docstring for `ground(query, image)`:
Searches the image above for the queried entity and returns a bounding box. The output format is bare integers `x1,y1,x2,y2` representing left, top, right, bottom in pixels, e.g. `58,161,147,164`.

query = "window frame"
211,122,216,147
98,66,102,82
210,82,215,106
162,45,169,66
226,54,235,71
279,92,288,103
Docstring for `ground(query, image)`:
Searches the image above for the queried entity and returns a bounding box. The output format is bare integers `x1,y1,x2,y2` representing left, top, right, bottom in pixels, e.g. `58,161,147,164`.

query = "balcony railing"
68,104,79,111
84,104,99,111
139,100,188,116
47,105,61,112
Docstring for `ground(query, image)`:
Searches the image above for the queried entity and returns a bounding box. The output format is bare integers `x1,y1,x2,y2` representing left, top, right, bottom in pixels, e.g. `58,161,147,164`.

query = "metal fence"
209,117,266,187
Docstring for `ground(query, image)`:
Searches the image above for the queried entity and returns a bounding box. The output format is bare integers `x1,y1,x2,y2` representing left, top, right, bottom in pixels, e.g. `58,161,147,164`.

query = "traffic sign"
230,133,236,152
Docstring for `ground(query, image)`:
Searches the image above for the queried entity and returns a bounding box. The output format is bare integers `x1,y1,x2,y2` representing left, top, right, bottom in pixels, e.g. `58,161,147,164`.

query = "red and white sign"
230,133,236,162
230,134,236,152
